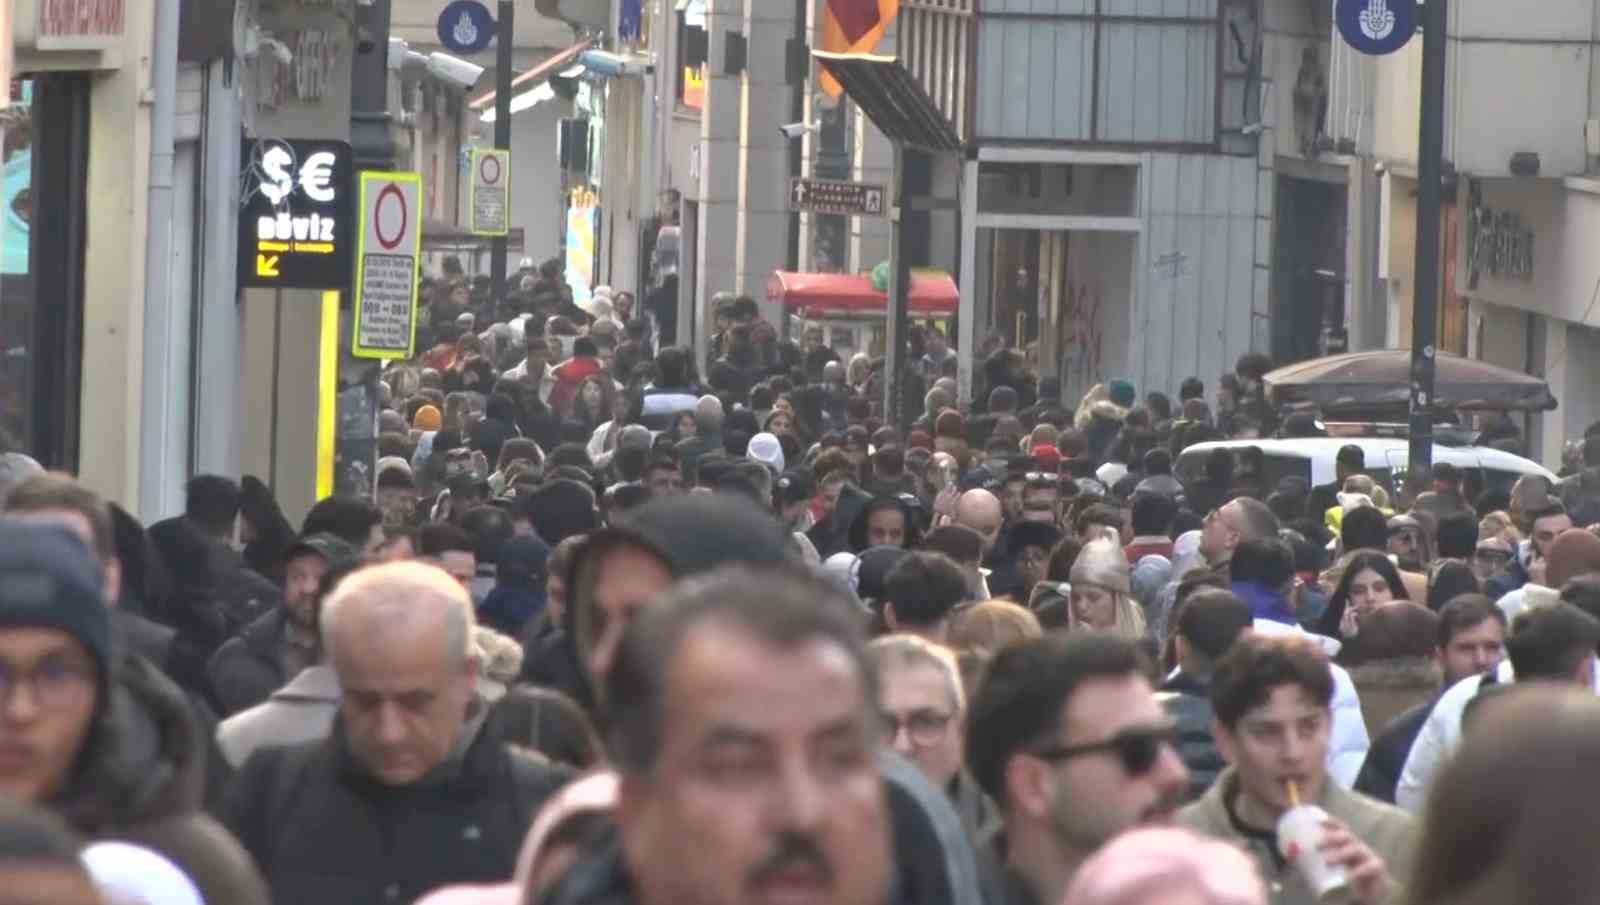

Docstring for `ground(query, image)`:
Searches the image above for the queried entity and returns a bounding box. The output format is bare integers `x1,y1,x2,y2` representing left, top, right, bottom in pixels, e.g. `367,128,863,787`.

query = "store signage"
1334,0,1416,56
790,177,886,217
469,147,511,236
352,172,424,360
438,0,496,55
238,139,355,290
37,0,124,50
1467,186,1534,289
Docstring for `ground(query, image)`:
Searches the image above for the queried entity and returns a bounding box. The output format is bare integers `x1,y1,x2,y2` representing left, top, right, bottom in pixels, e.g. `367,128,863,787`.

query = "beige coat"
216,665,340,769
1179,767,1415,905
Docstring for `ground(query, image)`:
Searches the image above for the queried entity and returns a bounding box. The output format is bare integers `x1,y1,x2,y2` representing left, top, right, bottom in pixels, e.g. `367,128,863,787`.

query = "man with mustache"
966,634,1190,905
604,564,893,905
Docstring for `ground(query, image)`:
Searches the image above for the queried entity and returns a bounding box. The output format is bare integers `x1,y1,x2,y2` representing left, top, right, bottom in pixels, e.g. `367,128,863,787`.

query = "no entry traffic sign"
470,147,511,237
352,171,424,360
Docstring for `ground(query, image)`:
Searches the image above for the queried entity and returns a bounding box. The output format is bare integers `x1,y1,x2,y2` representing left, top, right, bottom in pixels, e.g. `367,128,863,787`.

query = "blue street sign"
438,0,496,55
1335,0,1417,56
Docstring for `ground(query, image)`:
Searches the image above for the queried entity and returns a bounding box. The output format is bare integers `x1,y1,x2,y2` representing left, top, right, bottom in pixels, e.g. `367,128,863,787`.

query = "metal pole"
885,143,912,436
491,1,514,297
1408,0,1447,476
341,0,397,501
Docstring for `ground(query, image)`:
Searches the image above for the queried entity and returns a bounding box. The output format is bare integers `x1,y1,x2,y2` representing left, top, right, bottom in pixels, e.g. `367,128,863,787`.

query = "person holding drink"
1179,633,1414,904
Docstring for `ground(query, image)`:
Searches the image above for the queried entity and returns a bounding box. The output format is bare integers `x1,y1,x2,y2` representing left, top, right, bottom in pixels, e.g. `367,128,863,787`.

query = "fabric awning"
768,271,958,317
813,51,962,152
470,39,594,111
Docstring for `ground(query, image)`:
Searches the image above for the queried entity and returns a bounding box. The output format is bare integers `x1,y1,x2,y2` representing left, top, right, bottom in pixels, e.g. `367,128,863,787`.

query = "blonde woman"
1069,538,1148,639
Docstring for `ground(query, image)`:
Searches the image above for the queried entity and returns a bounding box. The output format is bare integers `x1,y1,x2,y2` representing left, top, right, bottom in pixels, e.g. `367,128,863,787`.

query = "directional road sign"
352,171,424,360
789,177,887,217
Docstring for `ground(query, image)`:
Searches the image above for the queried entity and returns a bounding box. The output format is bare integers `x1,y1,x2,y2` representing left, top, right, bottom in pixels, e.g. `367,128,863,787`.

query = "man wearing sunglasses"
967,635,1189,905
1180,634,1413,905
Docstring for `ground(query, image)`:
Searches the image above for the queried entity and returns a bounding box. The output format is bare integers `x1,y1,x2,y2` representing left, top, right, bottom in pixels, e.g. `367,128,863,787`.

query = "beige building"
1330,0,1600,465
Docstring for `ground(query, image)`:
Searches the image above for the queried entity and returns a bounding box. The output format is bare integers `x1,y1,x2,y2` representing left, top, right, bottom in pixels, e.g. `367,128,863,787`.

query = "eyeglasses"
1029,725,1178,777
1475,548,1512,564
881,709,955,746
0,657,96,711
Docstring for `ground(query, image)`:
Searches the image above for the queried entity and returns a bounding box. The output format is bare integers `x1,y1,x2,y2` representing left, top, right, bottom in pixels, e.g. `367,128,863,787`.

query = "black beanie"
0,521,112,686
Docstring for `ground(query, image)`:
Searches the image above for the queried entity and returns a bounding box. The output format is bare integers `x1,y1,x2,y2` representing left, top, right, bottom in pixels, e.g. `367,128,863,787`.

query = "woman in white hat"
1069,538,1147,639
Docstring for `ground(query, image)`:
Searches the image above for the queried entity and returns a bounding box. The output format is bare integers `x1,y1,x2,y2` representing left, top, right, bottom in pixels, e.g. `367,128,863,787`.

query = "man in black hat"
207,533,356,716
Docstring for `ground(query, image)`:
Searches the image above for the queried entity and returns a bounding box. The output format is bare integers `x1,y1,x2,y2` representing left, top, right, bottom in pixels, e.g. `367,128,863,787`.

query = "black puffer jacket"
55,654,270,905
222,714,571,905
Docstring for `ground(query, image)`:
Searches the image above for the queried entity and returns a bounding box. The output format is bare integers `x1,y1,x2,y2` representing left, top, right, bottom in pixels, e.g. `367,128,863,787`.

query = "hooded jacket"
564,495,798,708
221,712,571,905
56,654,271,905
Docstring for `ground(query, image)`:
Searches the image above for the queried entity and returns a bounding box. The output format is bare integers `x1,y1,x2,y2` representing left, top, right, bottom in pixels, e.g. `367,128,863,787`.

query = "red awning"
767,271,957,317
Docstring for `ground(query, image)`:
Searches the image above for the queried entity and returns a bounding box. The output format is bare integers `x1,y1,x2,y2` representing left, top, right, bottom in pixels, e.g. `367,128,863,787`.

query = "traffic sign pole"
490,0,513,302
1408,0,1447,479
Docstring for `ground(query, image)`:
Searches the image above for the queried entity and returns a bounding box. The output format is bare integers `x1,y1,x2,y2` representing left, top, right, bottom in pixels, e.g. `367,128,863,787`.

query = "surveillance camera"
427,52,485,88
778,121,817,140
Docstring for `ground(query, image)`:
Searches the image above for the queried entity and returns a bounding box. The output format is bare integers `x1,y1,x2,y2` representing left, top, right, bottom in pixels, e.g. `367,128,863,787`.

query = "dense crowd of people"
0,256,1596,905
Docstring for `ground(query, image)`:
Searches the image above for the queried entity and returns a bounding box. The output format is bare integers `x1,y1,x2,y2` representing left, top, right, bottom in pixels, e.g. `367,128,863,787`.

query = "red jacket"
547,356,605,416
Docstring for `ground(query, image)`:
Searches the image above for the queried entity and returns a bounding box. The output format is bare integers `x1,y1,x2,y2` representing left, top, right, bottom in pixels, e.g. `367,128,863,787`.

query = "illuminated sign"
237,139,355,290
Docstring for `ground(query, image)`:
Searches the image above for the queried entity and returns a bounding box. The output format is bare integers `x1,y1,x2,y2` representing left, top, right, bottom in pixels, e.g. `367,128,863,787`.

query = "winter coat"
216,665,341,771
207,609,297,717
1345,658,1441,738
1157,670,1225,801
1353,697,1436,805
564,495,799,710
221,714,571,905
1179,768,1415,905
55,654,270,905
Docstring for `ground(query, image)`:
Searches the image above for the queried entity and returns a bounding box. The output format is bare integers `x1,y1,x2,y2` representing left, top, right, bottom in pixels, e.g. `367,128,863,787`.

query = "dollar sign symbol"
260,146,295,205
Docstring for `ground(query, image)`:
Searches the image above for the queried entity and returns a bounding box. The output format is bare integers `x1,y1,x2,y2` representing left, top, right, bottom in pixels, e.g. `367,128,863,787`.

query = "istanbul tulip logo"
453,12,479,49
1359,0,1396,40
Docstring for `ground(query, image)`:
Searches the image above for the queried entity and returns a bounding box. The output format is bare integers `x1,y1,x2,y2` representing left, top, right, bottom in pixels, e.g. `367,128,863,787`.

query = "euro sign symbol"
453,12,478,47
259,146,295,206
1359,0,1395,41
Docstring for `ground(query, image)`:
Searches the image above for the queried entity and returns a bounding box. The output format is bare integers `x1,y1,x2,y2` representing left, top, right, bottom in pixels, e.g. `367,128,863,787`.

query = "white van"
1175,437,1554,497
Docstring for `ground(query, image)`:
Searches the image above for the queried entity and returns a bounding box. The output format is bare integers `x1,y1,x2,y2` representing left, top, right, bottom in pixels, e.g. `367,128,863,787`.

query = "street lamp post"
490,1,514,297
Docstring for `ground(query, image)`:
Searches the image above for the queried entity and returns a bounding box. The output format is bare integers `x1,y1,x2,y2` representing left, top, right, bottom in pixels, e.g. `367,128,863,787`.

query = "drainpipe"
139,0,181,521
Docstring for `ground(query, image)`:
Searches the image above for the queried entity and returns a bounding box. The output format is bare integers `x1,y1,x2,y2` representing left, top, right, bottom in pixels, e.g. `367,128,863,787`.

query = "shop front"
1458,176,1600,466
3,0,154,509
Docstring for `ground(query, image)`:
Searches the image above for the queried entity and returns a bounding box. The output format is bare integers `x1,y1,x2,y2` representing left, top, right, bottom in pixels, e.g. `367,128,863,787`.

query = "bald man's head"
956,489,1004,558
321,562,480,785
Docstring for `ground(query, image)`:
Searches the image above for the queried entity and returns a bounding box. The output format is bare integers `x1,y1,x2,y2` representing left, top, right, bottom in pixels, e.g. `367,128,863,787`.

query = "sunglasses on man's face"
1029,724,1178,777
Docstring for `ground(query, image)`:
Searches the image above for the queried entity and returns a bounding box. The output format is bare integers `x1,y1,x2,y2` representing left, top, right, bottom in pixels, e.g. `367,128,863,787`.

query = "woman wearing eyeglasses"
1069,539,1147,640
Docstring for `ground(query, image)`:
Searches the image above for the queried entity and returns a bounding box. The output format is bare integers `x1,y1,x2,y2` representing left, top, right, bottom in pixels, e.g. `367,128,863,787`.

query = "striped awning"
813,51,962,153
